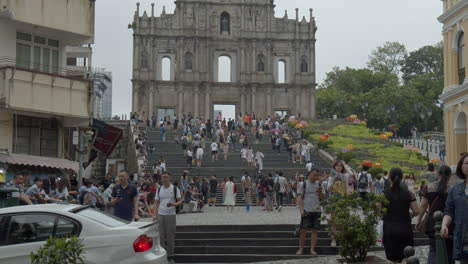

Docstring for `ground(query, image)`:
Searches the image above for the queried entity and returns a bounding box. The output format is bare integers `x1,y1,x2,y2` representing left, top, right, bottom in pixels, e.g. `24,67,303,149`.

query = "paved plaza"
176,206,301,226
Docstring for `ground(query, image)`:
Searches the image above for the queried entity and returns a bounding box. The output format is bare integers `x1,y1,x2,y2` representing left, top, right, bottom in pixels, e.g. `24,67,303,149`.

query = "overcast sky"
93,0,443,117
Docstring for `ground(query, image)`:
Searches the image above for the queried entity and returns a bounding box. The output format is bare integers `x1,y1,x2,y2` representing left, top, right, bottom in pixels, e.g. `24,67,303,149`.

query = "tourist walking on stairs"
224,176,237,212
296,169,324,256
382,167,419,263
441,153,468,264
416,165,454,264
154,172,182,263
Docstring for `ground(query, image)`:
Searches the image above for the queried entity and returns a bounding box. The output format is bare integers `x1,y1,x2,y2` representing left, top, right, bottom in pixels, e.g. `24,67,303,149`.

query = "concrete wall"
0,112,13,152
0,21,16,59
0,68,91,119
1,0,95,40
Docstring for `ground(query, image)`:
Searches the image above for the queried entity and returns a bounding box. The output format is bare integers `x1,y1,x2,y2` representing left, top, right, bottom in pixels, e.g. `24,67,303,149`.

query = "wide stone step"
175,245,340,255
175,231,429,240
174,253,316,263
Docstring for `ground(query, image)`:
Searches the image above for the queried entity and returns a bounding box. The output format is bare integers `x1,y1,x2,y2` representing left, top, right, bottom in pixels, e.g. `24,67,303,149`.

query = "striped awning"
0,153,79,172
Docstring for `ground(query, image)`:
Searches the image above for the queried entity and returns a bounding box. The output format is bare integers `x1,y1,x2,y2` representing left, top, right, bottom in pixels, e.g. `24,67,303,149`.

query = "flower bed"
305,119,427,175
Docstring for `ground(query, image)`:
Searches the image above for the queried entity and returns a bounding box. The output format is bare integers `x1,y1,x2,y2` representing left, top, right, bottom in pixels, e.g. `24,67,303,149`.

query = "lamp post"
335,98,344,118
386,104,396,126
361,100,369,119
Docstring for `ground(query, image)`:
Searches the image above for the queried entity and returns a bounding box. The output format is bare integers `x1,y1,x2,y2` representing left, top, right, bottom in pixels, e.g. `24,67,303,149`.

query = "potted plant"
30,236,85,264
321,192,389,263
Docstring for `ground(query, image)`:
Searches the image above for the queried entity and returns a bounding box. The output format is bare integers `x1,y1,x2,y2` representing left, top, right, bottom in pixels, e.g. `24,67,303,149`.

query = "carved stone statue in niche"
141,49,148,68
185,53,193,70
220,12,230,34
300,58,308,73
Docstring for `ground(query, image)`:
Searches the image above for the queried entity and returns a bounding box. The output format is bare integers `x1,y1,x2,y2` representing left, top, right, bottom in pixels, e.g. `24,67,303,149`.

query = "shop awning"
0,153,79,172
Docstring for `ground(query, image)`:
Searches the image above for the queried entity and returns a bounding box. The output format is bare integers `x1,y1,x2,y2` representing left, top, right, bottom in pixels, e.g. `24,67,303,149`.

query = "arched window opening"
257,54,265,72
300,56,308,73
278,60,286,83
220,12,231,34
162,57,171,81
458,32,465,85
455,111,467,156
218,56,231,82
185,52,193,71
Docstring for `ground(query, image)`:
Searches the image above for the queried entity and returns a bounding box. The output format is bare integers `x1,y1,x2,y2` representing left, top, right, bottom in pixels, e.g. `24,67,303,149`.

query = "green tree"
401,42,443,83
367,41,407,75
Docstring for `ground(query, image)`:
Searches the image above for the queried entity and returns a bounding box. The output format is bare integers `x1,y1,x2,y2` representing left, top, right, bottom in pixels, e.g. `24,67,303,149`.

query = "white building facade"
0,1,95,170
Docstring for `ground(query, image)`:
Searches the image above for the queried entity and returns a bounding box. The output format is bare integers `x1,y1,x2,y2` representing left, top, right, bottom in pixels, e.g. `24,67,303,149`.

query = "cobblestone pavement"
174,206,420,226
176,206,301,226
250,246,430,264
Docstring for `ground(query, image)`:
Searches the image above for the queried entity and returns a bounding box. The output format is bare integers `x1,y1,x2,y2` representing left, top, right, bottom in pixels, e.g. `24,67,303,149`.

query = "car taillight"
133,235,153,252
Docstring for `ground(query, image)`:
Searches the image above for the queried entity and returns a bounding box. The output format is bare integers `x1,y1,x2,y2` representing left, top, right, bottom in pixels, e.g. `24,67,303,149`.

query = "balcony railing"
0,56,92,80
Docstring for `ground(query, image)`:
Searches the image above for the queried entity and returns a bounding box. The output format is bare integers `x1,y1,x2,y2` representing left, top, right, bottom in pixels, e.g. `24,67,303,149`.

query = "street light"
335,98,344,118
361,100,369,118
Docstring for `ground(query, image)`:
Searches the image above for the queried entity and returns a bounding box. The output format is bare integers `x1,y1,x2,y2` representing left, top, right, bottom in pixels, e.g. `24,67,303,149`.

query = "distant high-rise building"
92,71,113,120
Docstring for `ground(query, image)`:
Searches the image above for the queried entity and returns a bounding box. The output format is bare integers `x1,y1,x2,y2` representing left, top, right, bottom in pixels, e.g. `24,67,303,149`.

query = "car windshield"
75,208,130,227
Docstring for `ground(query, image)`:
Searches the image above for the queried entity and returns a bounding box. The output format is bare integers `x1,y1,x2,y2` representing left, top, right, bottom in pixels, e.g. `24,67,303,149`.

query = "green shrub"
337,151,355,163
392,141,404,147
321,193,388,263
368,167,384,178
317,140,333,149
30,236,85,264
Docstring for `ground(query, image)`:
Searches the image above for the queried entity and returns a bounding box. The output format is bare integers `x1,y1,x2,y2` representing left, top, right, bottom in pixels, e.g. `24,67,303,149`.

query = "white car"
0,204,167,264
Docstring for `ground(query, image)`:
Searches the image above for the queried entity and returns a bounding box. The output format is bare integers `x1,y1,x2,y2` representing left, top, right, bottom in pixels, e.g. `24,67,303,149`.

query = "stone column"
148,86,154,120
295,87,300,116
205,84,211,120
266,87,272,117
132,81,138,112
194,87,199,117
178,87,184,118
240,85,246,115
251,86,256,114
310,89,316,119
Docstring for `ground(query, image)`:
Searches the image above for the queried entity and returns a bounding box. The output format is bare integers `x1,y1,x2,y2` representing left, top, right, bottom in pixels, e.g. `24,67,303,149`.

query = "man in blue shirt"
111,170,139,221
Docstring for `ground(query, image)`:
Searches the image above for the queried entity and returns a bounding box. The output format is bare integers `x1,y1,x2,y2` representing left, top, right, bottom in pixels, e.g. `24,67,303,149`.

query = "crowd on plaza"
3,111,467,264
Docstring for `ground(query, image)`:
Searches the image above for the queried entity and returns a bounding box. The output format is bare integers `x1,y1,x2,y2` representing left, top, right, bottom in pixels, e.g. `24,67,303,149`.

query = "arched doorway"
455,111,468,157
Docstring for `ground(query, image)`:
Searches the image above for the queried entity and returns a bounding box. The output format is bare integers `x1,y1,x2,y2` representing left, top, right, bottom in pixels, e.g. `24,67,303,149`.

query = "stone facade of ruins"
129,0,317,121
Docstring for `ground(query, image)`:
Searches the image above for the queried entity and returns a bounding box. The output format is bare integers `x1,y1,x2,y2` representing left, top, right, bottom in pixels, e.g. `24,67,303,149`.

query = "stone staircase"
146,128,429,263
174,224,429,263
147,128,327,205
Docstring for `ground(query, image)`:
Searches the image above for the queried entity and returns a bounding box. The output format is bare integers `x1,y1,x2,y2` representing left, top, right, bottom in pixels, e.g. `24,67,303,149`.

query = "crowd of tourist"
3,111,467,264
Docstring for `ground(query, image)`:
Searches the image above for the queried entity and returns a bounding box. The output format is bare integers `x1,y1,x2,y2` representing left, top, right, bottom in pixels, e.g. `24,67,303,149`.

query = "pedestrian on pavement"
357,165,374,200
416,165,454,264
296,169,325,256
441,154,468,264
6,171,33,205
211,141,218,162
265,174,275,212
382,167,419,263
159,123,166,142
245,187,252,212
421,163,437,183
154,172,183,262
111,171,139,221
224,176,237,212
196,146,204,168
276,172,287,212
208,175,218,207
255,150,265,173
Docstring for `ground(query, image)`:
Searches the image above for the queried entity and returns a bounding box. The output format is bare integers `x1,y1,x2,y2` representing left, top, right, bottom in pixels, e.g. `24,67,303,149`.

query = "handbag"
416,196,439,233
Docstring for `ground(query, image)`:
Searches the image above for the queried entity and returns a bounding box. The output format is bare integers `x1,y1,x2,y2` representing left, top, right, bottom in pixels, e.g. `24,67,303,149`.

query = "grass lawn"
304,119,428,176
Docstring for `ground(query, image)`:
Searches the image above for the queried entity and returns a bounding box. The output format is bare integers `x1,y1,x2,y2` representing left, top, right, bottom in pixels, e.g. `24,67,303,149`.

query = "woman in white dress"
246,147,254,167
224,177,237,212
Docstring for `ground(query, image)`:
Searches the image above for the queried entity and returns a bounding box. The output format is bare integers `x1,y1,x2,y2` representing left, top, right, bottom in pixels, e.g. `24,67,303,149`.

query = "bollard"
434,211,449,264
404,246,419,264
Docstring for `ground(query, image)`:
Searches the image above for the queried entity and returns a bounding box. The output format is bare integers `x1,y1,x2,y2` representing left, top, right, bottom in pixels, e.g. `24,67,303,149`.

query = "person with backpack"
296,168,325,256
357,164,374,200
154,172,182,262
